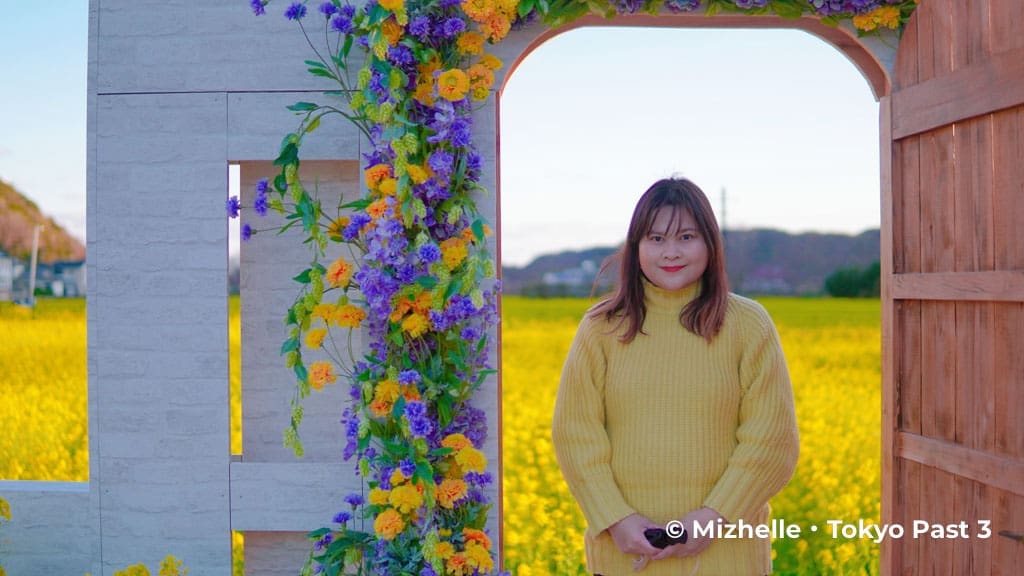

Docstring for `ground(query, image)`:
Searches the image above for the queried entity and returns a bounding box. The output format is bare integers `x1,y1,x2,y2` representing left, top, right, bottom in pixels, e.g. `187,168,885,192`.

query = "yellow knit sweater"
551,280,799,575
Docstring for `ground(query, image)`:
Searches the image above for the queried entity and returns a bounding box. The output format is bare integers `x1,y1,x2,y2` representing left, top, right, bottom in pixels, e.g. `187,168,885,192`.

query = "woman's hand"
650,507,724,560
607,513,662,557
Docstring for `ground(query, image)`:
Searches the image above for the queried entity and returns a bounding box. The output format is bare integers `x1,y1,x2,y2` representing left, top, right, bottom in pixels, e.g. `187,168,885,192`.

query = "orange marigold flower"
367,198,389,220
464,541,493,571
436,69,470,102
413,80,436,106
461,0,495,22
369,397,393,418
498,0,519,15
378,177,398,197
435,541,456,560
365,163,391,189
308,361,337,390
455,446,487,473
441,433,473,451
388,483,423,513
312,303,337,323
379,0,404,11
440,237,469,270
304,327,328,349
406,164,430,184
326,256,354,288
402,313,430,338
480,13,510,42
468,64,494,90
369,487,391,506
401,384,422,402
446,553,470,576
457,31,485,55
478,53,502,71
463,528,492,550
374,508,405,540
333,304,367,328
436,478,468,509
376,379,401,403
381,17,404,46
853,6,901,31
413,290,433,313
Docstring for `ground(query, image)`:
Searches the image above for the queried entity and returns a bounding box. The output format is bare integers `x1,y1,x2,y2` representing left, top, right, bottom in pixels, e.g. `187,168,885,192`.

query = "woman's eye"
650,235,663,242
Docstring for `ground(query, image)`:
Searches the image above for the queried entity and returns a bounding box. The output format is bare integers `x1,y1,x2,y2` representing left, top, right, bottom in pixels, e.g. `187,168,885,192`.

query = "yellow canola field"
1,296,880,575
501,296,881,576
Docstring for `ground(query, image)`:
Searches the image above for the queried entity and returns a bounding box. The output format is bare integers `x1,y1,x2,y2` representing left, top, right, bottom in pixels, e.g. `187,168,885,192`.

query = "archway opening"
498,24,884,575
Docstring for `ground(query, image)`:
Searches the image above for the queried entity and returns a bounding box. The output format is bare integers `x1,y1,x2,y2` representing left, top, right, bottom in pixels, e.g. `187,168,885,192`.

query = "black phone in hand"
644,527,688,549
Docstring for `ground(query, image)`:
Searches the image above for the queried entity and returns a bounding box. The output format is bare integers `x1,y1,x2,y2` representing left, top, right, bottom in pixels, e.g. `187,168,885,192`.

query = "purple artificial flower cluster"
806,0,889,15
664,0,701,12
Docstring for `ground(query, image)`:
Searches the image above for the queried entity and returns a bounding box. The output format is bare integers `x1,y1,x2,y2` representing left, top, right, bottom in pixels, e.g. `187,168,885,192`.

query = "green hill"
0,179,85,263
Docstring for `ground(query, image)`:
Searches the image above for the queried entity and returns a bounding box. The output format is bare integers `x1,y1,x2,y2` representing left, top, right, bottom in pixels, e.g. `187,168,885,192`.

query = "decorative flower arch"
237,1,919,574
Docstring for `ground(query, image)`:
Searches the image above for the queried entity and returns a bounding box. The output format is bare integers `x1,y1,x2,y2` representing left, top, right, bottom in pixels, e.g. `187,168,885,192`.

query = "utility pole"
28,224,42,307
720,187,727,241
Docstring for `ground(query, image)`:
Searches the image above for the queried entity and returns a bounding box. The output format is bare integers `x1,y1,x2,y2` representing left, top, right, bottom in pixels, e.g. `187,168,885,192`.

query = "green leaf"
445,279,463,300
415,276,438,289
274,173,288,193
341,198,372,211
281,338,300,354
770,0,804,19
517,0,536,18
293,362,308,384
471,219,485,243
340,34,354,62
274,142,299,167
436,395,453,428
305,60,328,70
287,101,319,112
293,268,313,284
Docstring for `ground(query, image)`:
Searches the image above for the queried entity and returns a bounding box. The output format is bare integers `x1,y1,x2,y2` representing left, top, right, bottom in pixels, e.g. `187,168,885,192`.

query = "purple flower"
241,223,253,242
387,45,415,67
611,0,644,14
331,12,354,34
428,149,454,178
408,15,431,40
398,369,422,385
314,532,333,550
409,415,433,438
460,326,480,341
438,0,460,7
466,151,483,174
333,511,352,524
450,117,472,149
664,0,701,12
250,0,267,16
253,182,268,217
344,492,365,507
226,195,240,218
399,459,416,478
319,1,338,16
438,17,465,39
285,2,308,20
418,243,441,264
404,400,426,419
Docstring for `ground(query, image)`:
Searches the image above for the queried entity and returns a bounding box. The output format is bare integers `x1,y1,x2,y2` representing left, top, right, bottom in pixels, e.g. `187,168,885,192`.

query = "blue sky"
1,4,881,267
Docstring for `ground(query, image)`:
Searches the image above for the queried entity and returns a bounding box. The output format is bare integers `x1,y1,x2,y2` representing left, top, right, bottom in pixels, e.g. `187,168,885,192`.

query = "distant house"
0,248,14,301
36,259,87,297
740,265,793,295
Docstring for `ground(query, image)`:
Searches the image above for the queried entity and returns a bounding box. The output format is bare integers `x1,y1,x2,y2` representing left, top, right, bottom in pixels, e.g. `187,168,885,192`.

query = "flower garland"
238,1,919,574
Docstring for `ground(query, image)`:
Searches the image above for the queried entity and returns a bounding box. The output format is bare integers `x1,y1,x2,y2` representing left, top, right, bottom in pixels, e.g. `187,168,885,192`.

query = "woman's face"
638,206,709,292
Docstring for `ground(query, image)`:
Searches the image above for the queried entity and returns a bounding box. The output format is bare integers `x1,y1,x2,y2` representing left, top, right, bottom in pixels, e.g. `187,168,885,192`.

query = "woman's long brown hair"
589,178,729,343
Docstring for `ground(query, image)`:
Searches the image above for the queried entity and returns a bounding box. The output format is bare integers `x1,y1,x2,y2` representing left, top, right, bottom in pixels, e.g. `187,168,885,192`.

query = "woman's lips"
661,265,685,272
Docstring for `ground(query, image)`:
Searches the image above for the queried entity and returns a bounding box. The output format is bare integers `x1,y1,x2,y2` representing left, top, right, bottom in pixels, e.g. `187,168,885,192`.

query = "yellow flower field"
1,295,880,575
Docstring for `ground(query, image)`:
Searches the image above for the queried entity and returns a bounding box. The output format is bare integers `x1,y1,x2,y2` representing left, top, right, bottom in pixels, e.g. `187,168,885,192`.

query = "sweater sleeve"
551,318,636,534
703,302,800,523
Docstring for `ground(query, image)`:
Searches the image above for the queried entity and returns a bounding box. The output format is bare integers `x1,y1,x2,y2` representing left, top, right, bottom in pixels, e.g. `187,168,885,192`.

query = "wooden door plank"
894,5,920,92
891,270,1024,301
898,431,1024,497
991,0,1024,54
879,96,901,576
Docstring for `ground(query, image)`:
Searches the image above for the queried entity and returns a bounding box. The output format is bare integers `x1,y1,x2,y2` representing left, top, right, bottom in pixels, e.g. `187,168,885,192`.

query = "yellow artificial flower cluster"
390,289,435,338
852,5,902,32
368,377,422,418
434,527,494,576
461,0,519,42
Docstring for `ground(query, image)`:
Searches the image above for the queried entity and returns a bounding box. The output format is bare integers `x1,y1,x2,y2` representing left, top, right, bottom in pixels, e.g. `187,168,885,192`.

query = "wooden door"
881,1,1024,574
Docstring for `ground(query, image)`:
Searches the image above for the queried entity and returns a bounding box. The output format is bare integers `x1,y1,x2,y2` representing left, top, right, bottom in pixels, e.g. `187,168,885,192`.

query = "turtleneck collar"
642,277,702,314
